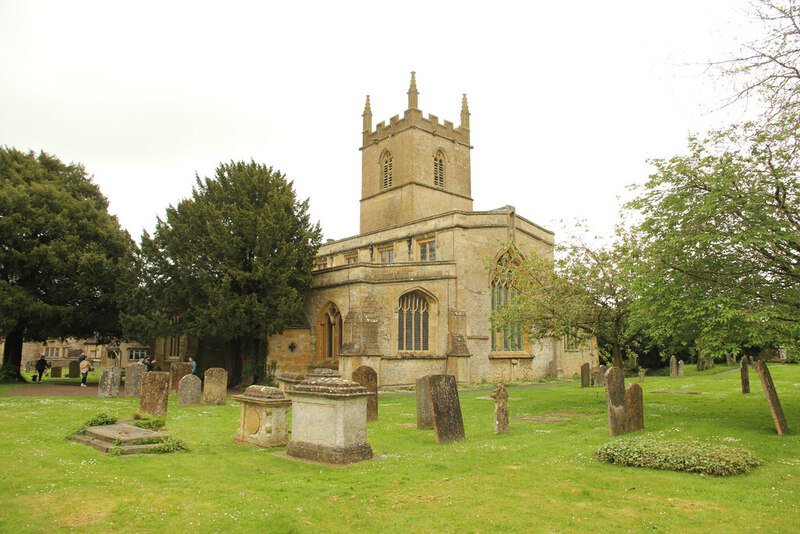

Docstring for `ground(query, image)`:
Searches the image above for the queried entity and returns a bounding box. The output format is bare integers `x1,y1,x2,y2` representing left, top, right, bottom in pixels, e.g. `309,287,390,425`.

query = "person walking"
34,354,49,383
188,357,197,374
79,356,93,387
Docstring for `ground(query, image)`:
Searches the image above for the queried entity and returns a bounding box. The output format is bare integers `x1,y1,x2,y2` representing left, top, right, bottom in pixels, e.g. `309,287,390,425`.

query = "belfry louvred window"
433,151,445,187
382,153,393,189
397,292,429,351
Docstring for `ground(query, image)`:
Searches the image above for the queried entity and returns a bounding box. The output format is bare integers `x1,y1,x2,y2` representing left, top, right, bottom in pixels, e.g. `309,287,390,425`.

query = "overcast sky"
1,1,763,244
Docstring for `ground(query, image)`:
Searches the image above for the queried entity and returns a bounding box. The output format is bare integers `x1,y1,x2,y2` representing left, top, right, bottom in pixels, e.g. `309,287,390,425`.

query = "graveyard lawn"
0,365,798,533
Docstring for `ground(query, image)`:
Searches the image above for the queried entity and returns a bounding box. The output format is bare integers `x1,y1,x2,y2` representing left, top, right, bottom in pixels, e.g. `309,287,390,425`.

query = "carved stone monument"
669,356,678,378
140,371,169,418
51,367,62,378
178,374,202,406
98,368,121,398
580,363,590,388
352,365,378,421
491,383,509,435
286,378,372,464
427,374,466,444
754,361,789,435
124,364,145,397
740,356,750,394
626,383,644,432
678,360,685,378
605,367,627,437
68,360,80,379
203,367,228,405
233,386,292,447
169,362,193,395
416,375,433,429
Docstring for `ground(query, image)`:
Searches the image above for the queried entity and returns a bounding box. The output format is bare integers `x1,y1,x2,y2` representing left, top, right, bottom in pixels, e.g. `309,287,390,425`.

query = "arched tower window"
491,253,524,351
382,152,393,189
433,151,445,187
317,302,343,360
397,291,430,351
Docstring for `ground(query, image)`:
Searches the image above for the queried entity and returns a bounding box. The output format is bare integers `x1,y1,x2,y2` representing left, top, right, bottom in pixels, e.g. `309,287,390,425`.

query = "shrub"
131,410,152,420
138,438,189,454
132,416,165,430
596,438,763,476
71,412,118,436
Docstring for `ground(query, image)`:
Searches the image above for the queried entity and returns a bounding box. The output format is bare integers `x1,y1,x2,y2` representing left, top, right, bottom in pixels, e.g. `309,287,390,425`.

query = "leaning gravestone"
740,356,751,394
754,361,789,436
678,360,685,378
427,374,466,443
124,364,145,397
416,375,433,429
492,383,509,435
178,374,202,406
604,367,627,437
169,362,193,395
51,367,62,378
626,383,644,432
203,367,228,405
140,371,170,418
669,355,678,378
352,366,378,421
68,360,80,379
98,368,121,398
580,363,590,388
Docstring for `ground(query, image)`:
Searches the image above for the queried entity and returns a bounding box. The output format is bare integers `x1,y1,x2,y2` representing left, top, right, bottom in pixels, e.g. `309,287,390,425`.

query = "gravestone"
68,360,80,379
233,386,292,447
286,378,372,464
638,369,646,383
590,367,604,387
51,367,62,378
669,355,678,378
491,383,509,435
203,367,228,405
604,366,627,437
124,364,145,397
427,374,466,443
678,360,685,378
178,374,202,406
352,365,378,421
169,362,193,395
626,383,644,432
754,361,789,435
416,375,433,429
140,371,170,418
580,363,590,388
740,355,750,394
98,368,121,398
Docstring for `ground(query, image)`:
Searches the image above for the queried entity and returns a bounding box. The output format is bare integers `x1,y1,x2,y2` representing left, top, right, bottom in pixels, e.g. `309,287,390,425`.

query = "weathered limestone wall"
267,328,312,374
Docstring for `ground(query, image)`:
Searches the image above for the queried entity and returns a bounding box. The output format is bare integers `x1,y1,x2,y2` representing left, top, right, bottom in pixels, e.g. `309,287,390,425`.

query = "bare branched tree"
718,0,800,122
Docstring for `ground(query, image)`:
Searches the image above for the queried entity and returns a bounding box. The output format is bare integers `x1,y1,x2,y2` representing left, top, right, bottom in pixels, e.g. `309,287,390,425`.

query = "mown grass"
0,364,798,532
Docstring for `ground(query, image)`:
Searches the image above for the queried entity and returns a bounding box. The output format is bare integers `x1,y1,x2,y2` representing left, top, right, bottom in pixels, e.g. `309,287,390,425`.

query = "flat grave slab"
70,423,169,455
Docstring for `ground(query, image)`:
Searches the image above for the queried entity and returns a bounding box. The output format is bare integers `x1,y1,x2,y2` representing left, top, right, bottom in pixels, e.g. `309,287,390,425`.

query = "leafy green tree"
627,121,800,359
0,148,135,379
492,228,641,369
128,161,321,384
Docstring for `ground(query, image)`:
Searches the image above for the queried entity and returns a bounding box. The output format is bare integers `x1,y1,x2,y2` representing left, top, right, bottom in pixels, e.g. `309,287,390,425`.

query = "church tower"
359,72,473,233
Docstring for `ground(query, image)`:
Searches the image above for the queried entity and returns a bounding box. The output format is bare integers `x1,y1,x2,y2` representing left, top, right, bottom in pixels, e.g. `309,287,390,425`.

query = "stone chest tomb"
286,377,372,464
232,386,292,447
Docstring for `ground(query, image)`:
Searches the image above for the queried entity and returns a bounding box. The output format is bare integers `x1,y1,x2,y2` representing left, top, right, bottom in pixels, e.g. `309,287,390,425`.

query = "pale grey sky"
1,1,760,243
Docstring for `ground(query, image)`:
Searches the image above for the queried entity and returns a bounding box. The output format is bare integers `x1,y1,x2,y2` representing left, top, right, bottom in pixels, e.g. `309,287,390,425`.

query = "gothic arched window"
382,152,393,189
491,253,524,351
317,302,343,360
397,291,430,351
433,151,445,187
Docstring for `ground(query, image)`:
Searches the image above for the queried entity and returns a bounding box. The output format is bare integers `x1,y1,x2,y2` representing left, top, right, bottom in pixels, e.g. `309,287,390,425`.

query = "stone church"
266,73,596,386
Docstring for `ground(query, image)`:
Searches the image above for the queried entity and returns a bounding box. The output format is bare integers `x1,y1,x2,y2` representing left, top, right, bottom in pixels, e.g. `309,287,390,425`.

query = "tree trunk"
612,343,624,369
1,328,26,381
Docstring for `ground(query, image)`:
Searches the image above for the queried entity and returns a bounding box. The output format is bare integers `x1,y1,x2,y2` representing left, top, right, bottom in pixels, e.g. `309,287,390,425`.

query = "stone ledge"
285,440,373,465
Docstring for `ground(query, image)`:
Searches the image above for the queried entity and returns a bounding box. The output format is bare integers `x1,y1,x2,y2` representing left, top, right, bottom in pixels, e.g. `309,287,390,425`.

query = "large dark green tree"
0,148,135,379
128,161,321,384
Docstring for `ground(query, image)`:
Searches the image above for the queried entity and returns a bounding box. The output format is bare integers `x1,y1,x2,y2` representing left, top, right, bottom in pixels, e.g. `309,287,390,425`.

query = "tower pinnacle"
362,95,372,133
407,71,419,110
461,93,470,129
